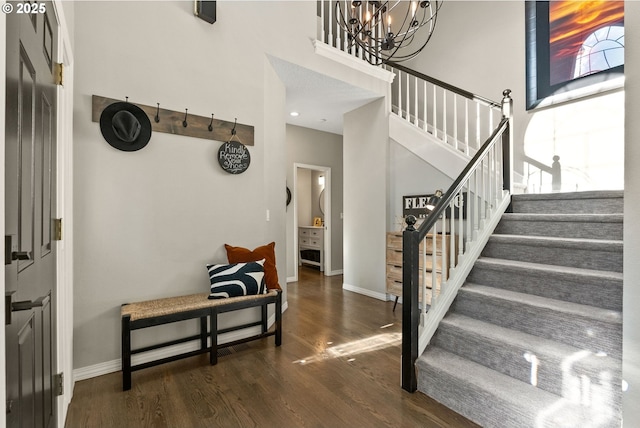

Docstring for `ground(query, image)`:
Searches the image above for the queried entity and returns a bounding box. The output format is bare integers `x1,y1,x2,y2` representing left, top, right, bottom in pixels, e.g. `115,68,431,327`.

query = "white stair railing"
401,90,514,392
384,62,502,157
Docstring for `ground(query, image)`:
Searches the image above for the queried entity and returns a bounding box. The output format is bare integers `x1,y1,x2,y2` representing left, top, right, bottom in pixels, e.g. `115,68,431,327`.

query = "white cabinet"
299,226,324,271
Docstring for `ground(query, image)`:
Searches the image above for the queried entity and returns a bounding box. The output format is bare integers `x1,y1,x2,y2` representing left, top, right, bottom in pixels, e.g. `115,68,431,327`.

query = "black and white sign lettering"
218,140,250,174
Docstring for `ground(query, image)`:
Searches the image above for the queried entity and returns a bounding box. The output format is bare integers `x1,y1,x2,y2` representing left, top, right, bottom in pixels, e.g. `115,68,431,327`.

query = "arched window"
573,25,625,79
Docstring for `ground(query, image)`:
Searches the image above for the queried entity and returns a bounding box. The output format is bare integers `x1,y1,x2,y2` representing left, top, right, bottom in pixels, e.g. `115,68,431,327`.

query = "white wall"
286,124,344,278
623,1,640,424
71,0,310,372
389,141,456,231
343,98,389,300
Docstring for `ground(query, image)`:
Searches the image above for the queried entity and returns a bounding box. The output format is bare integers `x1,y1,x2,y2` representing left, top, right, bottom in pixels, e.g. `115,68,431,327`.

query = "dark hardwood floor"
65,267,479,428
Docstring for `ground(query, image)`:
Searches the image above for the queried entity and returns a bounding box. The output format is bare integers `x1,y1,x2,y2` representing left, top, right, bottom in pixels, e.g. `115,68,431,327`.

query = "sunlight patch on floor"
292,332,402,365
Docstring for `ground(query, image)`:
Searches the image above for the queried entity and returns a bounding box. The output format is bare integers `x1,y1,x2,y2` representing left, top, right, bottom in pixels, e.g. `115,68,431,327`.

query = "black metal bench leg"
261,303,268,333
122,314,132,391
210,308,218,365
199,316,207,350
275,291,282,347
393,296,399,312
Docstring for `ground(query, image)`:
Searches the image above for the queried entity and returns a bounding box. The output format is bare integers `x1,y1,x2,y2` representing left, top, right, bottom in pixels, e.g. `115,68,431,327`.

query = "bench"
121,289,282,391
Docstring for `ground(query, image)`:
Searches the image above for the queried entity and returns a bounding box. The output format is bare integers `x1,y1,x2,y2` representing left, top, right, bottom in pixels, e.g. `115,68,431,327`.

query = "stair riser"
467,265,622,311
433,322,622,401
494,219,622,240
511,198,623,215
482,240,622,273
452,290,622,359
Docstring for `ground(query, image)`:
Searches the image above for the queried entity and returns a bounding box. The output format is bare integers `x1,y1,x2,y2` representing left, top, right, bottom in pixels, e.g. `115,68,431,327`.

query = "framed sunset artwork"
525,1,624,109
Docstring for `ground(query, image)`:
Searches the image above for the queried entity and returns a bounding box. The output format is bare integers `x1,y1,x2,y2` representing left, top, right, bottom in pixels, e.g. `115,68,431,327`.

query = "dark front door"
5,2,58,427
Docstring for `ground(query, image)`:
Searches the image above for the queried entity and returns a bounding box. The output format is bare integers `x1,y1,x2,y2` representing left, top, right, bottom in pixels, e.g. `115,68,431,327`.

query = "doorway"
294,164,331,280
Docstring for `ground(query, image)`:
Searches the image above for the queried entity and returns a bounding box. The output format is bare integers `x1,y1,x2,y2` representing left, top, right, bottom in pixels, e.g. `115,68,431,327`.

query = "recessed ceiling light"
290,111,299,117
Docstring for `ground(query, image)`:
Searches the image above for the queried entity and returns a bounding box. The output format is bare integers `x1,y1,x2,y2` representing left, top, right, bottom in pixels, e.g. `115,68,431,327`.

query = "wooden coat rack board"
91,95,254,146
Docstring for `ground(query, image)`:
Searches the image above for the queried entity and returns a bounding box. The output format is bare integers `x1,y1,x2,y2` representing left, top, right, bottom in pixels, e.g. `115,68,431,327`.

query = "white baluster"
474,169,479,237
406,73,410,122
453,95,458,151
423,81,428,132
441,214,447,283
442,89,447,143
458,191,464,258
414,75,419,126
467,177,473,245
398,70,403,118
449,200,455,271
422,237,427,320
489,106,494,143
432,84,437,139
431,220,437,308
476,103,481,149
464,99,469,155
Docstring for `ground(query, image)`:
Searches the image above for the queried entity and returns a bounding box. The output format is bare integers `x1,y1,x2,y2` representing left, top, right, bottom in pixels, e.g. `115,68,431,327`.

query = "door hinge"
54,373,64,396
54,63,63,86
54,218,62,241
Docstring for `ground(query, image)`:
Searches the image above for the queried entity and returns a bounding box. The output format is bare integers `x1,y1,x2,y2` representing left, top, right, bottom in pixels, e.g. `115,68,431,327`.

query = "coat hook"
154,103,160,123
208,114,214,132
183,109,188,128
231,118,237,135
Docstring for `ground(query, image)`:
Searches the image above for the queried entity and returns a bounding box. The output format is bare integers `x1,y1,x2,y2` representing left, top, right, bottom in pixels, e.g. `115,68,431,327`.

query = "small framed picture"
313,217,323,227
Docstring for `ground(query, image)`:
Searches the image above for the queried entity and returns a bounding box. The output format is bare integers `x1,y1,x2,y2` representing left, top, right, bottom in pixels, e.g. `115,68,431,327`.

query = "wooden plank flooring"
65,267,479,427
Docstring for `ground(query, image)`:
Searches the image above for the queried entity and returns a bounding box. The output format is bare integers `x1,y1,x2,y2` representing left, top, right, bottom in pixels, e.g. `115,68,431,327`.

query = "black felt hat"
99,102,152,151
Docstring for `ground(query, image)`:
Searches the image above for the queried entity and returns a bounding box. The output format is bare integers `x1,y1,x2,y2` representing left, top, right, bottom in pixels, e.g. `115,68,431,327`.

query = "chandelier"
335,1,442,66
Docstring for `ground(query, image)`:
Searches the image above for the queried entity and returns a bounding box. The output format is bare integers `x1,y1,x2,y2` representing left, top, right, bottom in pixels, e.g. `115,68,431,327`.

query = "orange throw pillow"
224,242,281,290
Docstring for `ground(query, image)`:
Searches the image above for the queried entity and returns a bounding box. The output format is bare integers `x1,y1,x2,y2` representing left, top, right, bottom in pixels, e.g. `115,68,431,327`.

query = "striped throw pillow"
206,259,267,299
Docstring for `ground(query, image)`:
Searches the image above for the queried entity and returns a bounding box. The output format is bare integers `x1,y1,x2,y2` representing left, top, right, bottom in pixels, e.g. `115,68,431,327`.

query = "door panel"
6,3,58,427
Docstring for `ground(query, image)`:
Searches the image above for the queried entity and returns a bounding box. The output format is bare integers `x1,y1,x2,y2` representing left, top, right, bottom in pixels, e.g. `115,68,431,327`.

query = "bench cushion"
121,289,279,322
207,260,267,299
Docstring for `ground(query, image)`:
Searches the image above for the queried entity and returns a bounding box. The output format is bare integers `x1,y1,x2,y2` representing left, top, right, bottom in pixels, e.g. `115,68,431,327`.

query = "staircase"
416,191,623,428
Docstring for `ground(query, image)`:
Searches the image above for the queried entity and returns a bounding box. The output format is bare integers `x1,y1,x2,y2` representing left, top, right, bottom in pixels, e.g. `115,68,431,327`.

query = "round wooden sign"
218,140,250,174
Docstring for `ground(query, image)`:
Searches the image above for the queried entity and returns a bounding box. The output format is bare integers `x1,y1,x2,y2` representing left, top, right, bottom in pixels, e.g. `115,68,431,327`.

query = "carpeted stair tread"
455,284,622,359
473,257,623,282
511,190,624,202
487,234,622,250
483,234,622,272
500,213,623,223
469,258,622,310
460,283,622,325
495,213,623,240
436,313,622,397
417,347,620,428
510,191,623,215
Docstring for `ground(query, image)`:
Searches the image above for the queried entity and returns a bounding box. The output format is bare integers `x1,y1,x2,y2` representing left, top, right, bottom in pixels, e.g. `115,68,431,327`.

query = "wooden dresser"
386,231,457,307
299,226,324,271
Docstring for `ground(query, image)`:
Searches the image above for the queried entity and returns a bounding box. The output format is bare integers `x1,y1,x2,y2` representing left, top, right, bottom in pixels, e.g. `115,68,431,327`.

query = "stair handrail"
387,61,501,109
401,90,514,392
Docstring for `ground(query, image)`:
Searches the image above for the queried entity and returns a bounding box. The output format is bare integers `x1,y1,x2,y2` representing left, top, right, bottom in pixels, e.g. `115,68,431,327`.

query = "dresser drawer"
300,237,322,249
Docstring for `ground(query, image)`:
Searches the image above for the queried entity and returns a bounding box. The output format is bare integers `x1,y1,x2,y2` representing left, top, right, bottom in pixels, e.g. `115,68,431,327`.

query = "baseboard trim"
325,269,343,276
342,283,387,301
73,302,288,382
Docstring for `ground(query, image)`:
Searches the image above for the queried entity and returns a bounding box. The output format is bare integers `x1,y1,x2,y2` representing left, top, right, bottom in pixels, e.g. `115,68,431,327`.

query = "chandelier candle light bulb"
336,0,442,65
